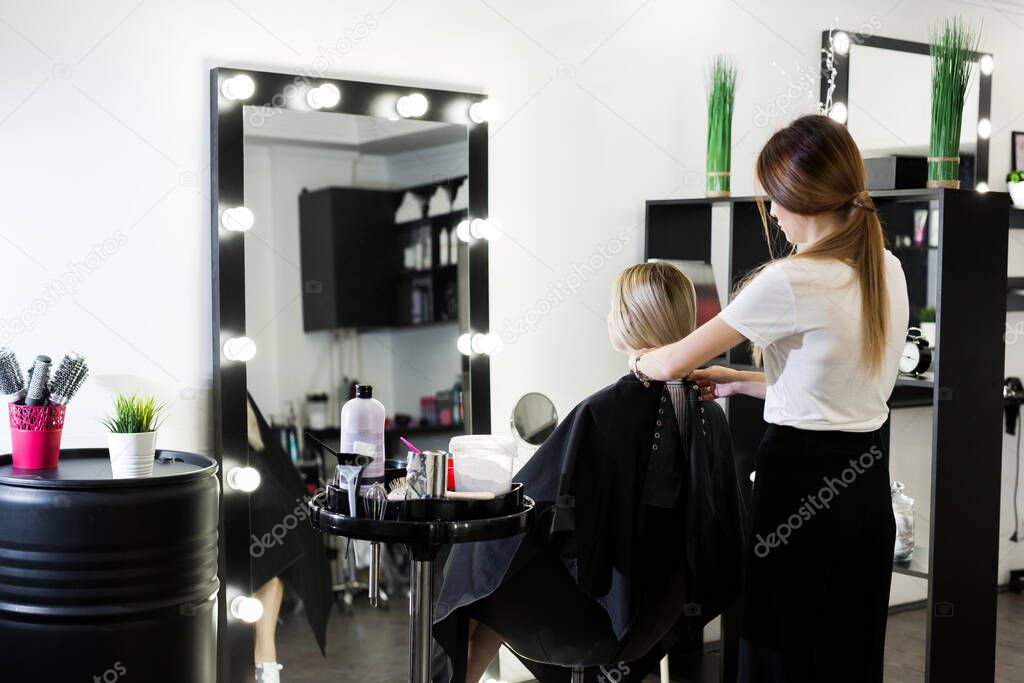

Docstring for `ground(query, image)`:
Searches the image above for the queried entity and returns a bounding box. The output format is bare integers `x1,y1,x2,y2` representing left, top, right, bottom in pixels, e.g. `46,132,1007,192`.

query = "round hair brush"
25,355,52,406
48,352,88,405
0,347,26,403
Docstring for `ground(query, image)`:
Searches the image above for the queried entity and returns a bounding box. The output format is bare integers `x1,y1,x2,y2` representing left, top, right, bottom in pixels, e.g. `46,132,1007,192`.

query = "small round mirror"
510,392,558,446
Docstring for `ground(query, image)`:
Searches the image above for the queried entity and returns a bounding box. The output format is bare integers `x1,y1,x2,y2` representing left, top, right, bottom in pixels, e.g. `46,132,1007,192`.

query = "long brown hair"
753,114,889,374
611,262,697,349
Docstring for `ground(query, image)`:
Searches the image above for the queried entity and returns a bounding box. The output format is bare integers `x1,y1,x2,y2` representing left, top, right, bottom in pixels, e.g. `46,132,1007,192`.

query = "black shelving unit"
299,177,468,331
646,188,1009,683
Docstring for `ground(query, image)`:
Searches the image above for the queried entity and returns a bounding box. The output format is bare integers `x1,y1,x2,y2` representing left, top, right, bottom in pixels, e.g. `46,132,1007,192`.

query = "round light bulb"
227,466,261,492
471,333,501,355
980,54,994,75
220,206,255,232
221,74,256,101
455,219,473,243
829,102,848,124
396,93,429,118
976,181,990,193
306,83,341,110
469,218,501,241
230,595,263,623
223,336,257,362
977,118,991,139
468,99,499,124
833,32,851,56
457,333,473,356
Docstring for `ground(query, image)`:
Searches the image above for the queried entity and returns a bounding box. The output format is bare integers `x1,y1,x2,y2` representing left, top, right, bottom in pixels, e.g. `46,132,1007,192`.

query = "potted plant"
102,393,165,478
1008,171,1024,208
918,306,937,348
705,55,737,198
927,18,980,189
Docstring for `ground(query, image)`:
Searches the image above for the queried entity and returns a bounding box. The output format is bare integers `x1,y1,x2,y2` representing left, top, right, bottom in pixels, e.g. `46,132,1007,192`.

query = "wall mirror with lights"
821,29,993,189
210,68,494,682
819,31,994,333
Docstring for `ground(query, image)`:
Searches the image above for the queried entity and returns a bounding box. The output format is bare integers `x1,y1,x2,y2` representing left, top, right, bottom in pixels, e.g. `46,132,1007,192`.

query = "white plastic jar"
448,435,517,495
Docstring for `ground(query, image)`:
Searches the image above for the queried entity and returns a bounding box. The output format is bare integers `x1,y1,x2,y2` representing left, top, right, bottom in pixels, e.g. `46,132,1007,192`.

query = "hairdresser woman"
632,114,909,683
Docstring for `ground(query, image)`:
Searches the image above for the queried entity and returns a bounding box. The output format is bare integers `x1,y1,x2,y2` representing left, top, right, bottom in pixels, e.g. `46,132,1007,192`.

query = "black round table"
309,487,534,683
0,448,219,682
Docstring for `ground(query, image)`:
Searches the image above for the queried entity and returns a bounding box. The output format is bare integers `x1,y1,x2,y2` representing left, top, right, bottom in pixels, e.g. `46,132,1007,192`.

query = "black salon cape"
249,395,333,654
433,375,745,682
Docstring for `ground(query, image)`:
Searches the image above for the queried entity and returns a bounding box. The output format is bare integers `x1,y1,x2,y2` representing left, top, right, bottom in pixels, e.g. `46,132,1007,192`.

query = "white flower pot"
107,431,157,478
1009,182,1024,209
919,322,936,348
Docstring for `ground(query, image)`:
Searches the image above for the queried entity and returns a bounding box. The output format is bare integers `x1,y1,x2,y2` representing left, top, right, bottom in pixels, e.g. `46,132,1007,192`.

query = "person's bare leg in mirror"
254,577,285,682
466,618,503,683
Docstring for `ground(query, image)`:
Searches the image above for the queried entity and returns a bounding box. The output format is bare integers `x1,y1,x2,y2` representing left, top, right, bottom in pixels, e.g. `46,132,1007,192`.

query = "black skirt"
738,425,895,683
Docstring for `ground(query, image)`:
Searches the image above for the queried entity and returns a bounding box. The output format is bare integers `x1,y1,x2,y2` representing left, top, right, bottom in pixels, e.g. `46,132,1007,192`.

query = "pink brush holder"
9,403,66,469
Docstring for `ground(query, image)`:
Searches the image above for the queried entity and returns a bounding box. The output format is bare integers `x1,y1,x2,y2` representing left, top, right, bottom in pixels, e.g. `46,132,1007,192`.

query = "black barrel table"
0,448,219,682
309,482,534,683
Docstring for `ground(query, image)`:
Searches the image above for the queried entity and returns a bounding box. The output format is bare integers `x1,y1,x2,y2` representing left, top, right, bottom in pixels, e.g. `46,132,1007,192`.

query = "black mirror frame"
819,30,993,187
209,67,491,683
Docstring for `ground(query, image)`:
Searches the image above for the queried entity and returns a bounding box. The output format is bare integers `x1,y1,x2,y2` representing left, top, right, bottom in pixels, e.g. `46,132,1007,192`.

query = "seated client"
434,262,746,683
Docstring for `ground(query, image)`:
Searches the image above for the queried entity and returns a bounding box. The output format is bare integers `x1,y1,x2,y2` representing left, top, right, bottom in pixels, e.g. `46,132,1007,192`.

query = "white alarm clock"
898,327,932,376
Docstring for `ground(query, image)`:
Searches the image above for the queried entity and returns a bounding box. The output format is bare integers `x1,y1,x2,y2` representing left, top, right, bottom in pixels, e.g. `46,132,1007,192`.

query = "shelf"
893,547,929,579
1011,207,1024,230
388,423,463,436
896,373,934,389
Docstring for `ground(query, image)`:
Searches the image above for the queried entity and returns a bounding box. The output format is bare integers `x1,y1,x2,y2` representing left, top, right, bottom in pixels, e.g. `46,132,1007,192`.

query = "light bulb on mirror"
223,336,257,362
468,99,499,123
980,54,994,75
471,333,502,355
469,218,501,241
220,206,255,232
230,595,263,623
833,32,851,56
977,118,991,139
396,93,429,118
455,220,473,243
829,102,848,124
221,74,256,101
457,333,474,356
976,181,990,193
307,83,341,110
227,466,261,492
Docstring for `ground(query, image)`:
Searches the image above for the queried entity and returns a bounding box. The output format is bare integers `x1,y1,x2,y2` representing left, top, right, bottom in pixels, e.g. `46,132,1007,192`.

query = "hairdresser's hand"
688,366,767,399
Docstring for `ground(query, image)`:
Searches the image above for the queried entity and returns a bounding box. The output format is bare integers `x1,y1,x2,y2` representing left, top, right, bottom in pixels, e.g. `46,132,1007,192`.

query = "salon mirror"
831,30,992,187
510,392,558,446
212,69,491,682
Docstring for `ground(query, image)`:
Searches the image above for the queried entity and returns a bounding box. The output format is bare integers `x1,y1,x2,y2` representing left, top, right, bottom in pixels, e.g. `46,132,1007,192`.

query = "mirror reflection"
241,106,471,679
510,393,558,446
848,44,980,178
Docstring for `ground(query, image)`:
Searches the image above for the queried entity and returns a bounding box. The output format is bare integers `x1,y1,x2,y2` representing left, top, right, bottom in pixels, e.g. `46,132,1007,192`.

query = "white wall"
0,0,1022,607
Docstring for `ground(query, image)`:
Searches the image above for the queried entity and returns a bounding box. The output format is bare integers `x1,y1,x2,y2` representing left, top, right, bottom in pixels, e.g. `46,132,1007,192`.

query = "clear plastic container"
892,481,915,562
448,435,516,495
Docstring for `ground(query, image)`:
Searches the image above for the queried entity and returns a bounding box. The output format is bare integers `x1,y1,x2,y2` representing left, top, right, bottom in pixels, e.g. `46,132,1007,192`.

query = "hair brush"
24,355,52,406
0,347,25,402
48,352,88,405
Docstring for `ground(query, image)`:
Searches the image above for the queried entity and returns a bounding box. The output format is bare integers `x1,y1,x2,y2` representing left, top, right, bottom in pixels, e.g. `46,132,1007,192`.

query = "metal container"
406,449,448,499
0,448,219,682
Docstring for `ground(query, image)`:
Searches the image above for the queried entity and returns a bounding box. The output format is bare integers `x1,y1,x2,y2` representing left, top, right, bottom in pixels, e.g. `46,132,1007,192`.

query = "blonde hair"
610,262,697,350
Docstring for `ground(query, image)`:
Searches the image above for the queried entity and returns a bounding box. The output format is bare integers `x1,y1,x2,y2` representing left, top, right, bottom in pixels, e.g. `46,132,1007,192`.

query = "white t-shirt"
718,251,909,432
